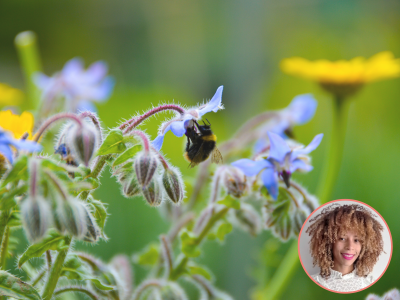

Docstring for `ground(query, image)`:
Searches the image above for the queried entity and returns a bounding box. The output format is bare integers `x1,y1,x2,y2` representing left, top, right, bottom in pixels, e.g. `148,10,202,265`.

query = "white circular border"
298,199,393,294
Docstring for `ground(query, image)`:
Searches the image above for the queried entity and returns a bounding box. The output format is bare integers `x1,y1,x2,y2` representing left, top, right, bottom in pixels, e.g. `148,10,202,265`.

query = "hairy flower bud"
162,166,184,204
292,208,307,237
57,198,88,239
21,196,52,242
229,203,262,236
68,122,97,166
134,152,158,188
221,166,247,198
122,175,141,198
142,178,162,207
83,206,101,243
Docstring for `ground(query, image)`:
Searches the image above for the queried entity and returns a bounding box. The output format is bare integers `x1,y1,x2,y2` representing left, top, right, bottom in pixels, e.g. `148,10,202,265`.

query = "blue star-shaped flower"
35,58,114,113
152,86,224,151
254,94,317,153
232,131,323,199
0,130,42,164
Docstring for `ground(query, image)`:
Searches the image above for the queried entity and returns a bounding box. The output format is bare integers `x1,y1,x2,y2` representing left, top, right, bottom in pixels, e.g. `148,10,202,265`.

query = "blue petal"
198,86,223,117
267,132,291,163
62,58,84,79
253,138,268,154
231,158,271,177
170,121,186,137
151,135,165,151
90,76,115,101
287,94,317,124
261,168,279,200
33,72,51,89
76,101,97,113
290,159,313,173
0,144,13,164
86,61,108,83
9,139,42,153
292,133,323,157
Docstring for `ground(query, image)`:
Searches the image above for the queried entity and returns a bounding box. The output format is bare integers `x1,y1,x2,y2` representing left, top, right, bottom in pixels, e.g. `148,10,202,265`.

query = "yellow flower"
0,110,34,139
0,83,24,106
281,52,400,97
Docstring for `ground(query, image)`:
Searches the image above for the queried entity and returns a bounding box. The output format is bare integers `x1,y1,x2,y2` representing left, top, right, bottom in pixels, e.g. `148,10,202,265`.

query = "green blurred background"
0,0,399,299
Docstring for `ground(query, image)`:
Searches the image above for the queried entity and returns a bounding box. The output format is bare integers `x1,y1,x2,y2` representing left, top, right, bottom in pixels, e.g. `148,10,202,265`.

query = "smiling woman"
299,201,392,293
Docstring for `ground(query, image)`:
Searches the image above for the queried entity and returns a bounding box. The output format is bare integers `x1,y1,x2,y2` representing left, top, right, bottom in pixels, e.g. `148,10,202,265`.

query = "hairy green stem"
54,286,99,300
0,211,10,270
0,227,9,269
41,236,72,300
255,96,350,300
169,206,229,280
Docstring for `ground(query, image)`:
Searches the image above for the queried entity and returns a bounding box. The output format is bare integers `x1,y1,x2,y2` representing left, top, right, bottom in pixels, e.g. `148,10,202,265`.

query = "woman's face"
332,230,362,269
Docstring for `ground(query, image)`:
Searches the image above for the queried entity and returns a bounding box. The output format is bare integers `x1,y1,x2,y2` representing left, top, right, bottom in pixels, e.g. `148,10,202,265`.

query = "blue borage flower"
35,58,114,113
254,94,317,153
0,130,42,163
232,131,323,200
152,86,224,151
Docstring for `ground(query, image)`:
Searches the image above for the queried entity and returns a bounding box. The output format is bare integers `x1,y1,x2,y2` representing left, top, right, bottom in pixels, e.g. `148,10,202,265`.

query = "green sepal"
216,222,233,242
134,243,159,266
97,129,127,156
113,144,142,167
218,195,241,210
0,270,41,299
18,230,68,268
180,230,200,258
1,155,28,187
87,196,108,238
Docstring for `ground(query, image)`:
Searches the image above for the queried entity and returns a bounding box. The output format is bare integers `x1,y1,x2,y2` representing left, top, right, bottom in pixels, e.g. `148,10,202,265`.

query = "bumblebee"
184,119,223,168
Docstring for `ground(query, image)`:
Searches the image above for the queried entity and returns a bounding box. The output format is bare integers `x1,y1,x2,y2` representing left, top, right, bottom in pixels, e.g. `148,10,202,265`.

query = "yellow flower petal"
0,110,34,140
0,83,24,106
281,51,400,85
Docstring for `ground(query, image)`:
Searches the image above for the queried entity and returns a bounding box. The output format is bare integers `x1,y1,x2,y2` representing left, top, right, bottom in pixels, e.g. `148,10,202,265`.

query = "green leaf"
62,268,114,291
0,270,41,299
1,155,28,187
134,243,159,266
87,197,108,231
218,195,241,210
97,129,127,156
41,159,68,173
112,144,142,167
216,222,233,242
0,184,27,210
7,211,22,228
180,230,200,258
18,230,67,268
188,264,212,280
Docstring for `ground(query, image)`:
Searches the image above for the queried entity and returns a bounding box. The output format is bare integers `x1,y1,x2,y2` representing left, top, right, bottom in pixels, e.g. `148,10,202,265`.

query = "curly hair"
306,204,384,278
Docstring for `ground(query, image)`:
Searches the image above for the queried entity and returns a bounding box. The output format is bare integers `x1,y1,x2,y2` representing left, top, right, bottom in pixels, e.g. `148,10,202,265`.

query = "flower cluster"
35,58,114,114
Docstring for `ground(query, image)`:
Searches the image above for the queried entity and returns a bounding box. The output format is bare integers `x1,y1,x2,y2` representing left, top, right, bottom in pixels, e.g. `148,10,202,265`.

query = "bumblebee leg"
186,135,191,152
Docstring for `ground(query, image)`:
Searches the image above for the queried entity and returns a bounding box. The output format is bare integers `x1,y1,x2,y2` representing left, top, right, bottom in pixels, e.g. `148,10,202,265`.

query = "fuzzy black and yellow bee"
184,119,223,168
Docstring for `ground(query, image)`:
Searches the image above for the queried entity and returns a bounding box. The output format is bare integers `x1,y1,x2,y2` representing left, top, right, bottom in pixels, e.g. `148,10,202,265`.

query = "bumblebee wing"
211,147,223,164
188,143,206,168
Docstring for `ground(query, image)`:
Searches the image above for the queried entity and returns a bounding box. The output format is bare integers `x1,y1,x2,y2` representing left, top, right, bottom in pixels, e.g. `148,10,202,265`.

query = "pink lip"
341,253,355,260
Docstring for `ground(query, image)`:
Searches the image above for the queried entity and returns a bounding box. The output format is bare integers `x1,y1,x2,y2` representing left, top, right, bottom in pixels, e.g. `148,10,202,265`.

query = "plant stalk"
41,236,72,300
255,95,350,300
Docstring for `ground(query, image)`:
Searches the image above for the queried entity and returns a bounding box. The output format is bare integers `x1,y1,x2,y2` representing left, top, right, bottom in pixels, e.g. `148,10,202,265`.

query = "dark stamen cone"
281,171,291,188
162,166,184,204
134,152,158,188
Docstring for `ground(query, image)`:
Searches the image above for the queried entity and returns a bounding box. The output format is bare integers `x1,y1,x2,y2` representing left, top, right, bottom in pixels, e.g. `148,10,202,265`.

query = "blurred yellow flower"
0,83,24,105
0,110,34,139
281,52,400,97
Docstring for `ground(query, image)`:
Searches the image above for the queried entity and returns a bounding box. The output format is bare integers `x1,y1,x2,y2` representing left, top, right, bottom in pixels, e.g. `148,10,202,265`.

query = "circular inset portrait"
298,199,392,293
